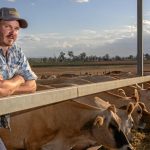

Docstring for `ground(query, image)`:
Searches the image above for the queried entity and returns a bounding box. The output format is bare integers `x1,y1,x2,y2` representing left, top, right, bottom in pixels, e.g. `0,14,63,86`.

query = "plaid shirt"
0,44,37,129
0,44,37,80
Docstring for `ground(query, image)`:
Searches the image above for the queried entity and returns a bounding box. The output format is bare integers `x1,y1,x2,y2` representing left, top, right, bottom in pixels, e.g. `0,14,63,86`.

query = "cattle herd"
0,71,150,150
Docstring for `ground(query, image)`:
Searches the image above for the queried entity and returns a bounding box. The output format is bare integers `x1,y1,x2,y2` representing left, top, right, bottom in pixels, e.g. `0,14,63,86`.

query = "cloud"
6,0,16,2
143,19,150,25
81,29,97,34
18,35,40,42
18,20,150,58
74,0,90,3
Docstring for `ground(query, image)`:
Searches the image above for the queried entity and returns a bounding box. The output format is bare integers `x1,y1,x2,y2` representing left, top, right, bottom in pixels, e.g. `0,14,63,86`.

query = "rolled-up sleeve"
19,61,37,80
17,50,37,80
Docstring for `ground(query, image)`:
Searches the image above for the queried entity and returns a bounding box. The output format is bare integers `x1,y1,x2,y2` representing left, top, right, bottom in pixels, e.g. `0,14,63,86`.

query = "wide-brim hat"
0,7,28,28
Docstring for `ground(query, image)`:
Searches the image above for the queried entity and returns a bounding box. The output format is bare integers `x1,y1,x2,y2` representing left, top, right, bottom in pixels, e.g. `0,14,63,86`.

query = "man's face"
0,20,20,47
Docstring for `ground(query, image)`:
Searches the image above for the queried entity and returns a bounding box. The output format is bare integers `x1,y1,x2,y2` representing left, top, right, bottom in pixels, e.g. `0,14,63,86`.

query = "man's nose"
8,28,16,34
9,29,15,34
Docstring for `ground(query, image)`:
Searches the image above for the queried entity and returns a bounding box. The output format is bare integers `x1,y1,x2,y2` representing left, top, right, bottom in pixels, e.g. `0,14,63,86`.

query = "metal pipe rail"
0,75,150,116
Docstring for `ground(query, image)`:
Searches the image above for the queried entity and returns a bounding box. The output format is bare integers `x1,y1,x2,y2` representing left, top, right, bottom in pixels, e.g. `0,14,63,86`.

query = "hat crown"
0,7,28,28
0,7,20,19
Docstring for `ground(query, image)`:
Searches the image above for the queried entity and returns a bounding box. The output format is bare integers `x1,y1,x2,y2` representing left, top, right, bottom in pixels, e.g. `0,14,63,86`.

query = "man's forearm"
0,75,25,96
0,75,36,96
14,80,37,94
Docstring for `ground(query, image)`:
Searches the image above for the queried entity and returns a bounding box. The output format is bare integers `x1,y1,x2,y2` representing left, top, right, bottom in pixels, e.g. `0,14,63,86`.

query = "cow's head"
117,102,134,137
91,105,133,150
138,102,150,129
94,96,134,137
118,89,143,130
138,88,150,103
129,89,150,129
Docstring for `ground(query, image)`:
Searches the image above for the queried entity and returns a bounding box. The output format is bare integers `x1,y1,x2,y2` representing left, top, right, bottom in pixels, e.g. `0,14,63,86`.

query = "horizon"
27,50,139,59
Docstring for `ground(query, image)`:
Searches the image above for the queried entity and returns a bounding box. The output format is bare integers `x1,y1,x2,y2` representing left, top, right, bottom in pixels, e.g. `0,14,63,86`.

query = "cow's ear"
133,89,140,102
94,96,110,109
93,116,104,127
117,88,127,97
108,105,116,113
139,102,146,110
94,96,101,101
127,102,134,115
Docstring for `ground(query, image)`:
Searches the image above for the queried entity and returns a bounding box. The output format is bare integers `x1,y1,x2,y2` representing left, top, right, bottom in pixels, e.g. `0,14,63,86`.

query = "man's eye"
4,25,10,29
15,27,20,31
4,25,9,28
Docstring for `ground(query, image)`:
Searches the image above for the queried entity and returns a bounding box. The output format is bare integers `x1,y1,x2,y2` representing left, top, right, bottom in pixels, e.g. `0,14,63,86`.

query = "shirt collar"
0,48,4,56
0,45,15,57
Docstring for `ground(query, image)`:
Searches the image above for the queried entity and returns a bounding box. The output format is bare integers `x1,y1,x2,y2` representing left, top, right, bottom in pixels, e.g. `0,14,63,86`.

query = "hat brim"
2,17,28,28
17,18,28,28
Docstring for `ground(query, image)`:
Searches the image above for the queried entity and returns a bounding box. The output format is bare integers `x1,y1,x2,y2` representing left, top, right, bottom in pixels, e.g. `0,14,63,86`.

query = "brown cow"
100,88,150,131
134,84,150,111
78,96,135,139
94,90,143,129
0,99,132,150
94,96,135,136
126,84,150,129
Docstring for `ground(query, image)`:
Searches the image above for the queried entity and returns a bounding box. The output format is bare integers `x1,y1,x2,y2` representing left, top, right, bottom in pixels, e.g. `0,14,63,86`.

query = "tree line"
28,51,150,64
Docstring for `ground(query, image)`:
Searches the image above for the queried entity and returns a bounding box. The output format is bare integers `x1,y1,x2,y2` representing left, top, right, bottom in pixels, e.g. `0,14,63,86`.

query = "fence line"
0,75,150,115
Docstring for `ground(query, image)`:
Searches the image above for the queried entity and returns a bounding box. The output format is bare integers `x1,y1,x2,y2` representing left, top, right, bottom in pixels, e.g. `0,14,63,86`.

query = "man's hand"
0,75,3,80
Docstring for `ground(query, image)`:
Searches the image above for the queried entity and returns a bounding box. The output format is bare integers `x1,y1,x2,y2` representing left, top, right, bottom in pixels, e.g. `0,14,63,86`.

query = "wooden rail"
0,75,150,115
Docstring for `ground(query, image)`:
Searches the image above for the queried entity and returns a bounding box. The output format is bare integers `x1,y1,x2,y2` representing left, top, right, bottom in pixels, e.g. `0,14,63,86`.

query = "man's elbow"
30,83,37,93
27,80,37,93
19,80,37,94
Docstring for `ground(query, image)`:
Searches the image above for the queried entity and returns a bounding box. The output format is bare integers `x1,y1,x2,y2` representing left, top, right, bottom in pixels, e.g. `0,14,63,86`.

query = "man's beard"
0,36,15,47
0,32,15,47
0,40,13,47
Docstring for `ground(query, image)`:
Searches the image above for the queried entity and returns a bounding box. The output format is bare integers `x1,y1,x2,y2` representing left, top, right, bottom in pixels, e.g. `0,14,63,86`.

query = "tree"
42,57,48,63
103,54,110,61
80,52,86,61
114,55,121,61
68,51,74,60
144,53,150,60
58,51,65,62
128,55,134,60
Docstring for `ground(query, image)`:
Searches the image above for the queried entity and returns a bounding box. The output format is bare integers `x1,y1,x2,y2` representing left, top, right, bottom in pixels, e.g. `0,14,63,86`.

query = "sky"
1,0,150,58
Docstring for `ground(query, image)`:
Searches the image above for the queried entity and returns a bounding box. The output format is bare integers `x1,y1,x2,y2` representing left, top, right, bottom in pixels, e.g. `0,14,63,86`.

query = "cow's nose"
127,147,131,150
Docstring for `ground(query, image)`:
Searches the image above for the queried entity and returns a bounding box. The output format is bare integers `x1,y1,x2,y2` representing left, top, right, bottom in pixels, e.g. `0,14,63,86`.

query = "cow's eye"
137,109,142,114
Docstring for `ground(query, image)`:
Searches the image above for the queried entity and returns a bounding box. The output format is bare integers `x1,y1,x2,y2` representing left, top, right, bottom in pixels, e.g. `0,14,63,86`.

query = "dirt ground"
32,64,150,77
33,65,150,150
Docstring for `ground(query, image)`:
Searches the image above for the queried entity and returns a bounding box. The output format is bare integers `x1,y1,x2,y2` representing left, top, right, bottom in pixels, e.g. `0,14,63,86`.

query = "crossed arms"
0,75,36,97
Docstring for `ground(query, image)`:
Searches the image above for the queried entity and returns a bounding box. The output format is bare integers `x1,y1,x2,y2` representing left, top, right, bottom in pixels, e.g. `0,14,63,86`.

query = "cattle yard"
1,65,150,150
31,66,150,150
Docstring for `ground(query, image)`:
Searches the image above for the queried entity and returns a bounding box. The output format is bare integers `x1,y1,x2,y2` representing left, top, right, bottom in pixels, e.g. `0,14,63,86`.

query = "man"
0,7,37,150
0,7,37,96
